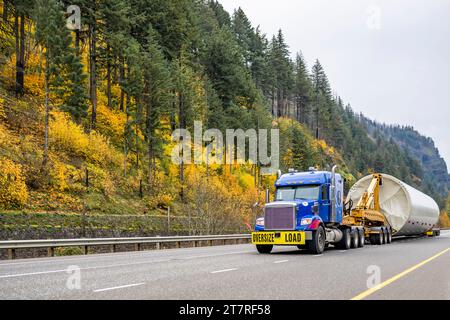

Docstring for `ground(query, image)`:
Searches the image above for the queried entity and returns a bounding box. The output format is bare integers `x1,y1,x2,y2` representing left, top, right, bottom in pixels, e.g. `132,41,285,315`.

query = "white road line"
0,250,253,279
0,269,69,279
339,250,348,253
93,282,145,293
314,254,323,257
210,268,237,274
273,260,289,264
0,247,254,267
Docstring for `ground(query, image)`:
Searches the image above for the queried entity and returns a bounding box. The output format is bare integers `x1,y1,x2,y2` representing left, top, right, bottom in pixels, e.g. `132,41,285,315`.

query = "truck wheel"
378,231,384,245
351,229,359,248
358,229,365,247
308,226,326,254
256,245,273,254
336,228,351,250
382,228,389,244
386,228,392,244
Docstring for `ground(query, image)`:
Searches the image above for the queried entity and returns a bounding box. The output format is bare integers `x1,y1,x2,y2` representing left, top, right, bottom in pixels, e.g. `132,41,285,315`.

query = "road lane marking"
0,269,69,279
93,282,145,293
0,250,253,278
351,247,450,300
273,260,289,264
210,268,237,274
0,246,254,267
314,254,323,257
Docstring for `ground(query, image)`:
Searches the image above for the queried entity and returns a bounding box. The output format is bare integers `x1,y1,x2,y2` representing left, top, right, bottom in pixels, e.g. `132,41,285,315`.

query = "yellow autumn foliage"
0,157,28,209
49,160,84,192
439,211,450,228
49,111,122,167
86,163,115,196
95,95,126,145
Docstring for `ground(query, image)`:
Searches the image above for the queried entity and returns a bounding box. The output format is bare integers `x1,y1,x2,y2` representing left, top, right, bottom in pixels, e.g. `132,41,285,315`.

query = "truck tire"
358,229,365,247
382,228,388,244
351,229,359,248
336,228,351,250
256,245,273,254
378,230,384,245
386,228,392,244
308,226,326,254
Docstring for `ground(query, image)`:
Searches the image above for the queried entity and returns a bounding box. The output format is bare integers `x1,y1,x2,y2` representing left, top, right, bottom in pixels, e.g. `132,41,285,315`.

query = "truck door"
320,184,331,222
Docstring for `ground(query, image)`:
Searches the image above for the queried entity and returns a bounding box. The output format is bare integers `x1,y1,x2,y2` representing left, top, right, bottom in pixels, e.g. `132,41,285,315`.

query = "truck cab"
252,167,354,254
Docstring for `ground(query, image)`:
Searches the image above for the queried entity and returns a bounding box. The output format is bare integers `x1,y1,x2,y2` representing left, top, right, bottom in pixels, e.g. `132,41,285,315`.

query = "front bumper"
251,231,312,245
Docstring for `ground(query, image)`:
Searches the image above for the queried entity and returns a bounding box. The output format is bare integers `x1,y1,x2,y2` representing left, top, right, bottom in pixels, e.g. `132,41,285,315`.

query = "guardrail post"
192,240,196,247
110,244,116,253
176,241,180,248
155,235,161,250
223,239,226,245
83,245,88,255
7,248,15,260
135,243,141,251
208,240,213,246
47,247,54,257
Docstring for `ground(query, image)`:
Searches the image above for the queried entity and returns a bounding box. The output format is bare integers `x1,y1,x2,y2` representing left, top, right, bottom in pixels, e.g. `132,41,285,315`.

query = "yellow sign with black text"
252,231,305,245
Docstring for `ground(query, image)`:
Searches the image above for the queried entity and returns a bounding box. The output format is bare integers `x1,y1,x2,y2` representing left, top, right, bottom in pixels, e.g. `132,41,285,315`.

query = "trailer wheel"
378,230,384,245
386,228,392,244
336,228,351,250
382,228,389,244
256,245,273,254
358,229,365,247
308,226,326,254
351,229,359,248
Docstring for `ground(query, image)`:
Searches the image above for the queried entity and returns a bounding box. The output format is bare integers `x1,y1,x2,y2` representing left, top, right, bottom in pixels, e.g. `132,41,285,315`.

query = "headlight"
301,218,313,226
255,217,264,227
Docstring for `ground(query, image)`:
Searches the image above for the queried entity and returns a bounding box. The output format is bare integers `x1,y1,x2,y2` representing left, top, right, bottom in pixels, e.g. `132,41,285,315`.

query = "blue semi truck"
252,166,393,254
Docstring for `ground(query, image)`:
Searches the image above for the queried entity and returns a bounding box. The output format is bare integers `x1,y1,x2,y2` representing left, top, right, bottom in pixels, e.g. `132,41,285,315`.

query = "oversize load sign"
252,232,305,245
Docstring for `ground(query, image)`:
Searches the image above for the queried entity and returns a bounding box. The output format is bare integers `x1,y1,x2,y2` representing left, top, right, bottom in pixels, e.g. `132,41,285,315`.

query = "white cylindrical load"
347,174,440,236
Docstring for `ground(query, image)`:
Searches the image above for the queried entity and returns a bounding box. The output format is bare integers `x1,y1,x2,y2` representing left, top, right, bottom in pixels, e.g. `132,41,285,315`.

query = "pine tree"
232,7,254,67
140,27,171,184
311,59,332,139
203,26,256,110
267,30,293,117
207,0,231,28
294,53,312,125
98,0,131,109
9,0,33,95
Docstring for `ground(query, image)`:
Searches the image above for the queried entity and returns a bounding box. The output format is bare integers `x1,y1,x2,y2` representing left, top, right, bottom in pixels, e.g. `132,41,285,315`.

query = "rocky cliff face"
363,118,449,201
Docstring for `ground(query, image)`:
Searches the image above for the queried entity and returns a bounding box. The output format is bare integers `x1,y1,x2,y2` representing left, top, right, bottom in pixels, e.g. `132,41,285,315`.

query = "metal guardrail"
0,234,252,260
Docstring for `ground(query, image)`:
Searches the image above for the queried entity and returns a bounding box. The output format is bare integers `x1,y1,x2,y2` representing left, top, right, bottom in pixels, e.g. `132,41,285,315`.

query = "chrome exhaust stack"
330,165,337,222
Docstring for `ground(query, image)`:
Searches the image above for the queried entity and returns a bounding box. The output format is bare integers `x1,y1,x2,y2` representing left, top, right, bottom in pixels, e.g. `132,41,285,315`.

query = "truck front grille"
264,206,296,230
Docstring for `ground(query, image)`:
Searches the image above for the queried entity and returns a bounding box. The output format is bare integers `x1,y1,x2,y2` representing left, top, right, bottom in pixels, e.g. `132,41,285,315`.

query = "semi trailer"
251,166,440,254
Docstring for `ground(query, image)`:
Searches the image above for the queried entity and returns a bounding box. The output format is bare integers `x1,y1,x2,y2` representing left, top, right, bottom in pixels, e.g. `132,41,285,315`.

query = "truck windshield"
275,185,321,201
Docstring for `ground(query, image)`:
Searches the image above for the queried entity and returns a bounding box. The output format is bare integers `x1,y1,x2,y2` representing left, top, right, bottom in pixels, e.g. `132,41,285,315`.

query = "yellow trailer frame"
343,173,392,237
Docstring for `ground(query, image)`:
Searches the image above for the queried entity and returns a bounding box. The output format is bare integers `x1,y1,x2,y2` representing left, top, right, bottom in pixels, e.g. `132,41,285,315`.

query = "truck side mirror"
265,189,270,203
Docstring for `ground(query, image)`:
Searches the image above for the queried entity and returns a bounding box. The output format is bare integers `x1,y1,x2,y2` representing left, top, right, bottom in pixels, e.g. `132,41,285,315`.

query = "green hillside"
0,0,448,234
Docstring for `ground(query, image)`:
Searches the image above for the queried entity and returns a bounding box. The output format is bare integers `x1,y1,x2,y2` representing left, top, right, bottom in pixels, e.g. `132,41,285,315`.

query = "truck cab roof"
275,170,340,187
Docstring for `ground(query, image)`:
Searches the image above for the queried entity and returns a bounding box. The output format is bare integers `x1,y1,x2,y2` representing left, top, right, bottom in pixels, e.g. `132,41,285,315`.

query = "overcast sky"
220,0,450,172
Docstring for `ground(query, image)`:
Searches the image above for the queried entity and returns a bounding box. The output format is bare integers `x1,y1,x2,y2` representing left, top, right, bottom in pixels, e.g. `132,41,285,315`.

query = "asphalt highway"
0,230,449,300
